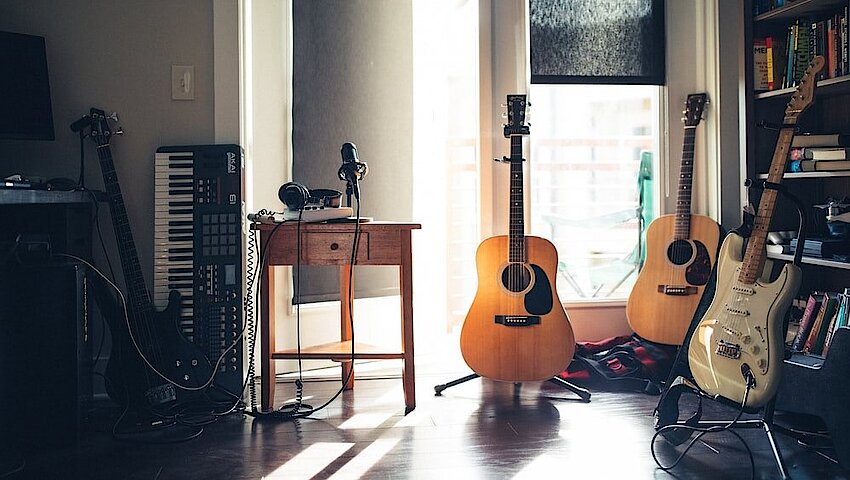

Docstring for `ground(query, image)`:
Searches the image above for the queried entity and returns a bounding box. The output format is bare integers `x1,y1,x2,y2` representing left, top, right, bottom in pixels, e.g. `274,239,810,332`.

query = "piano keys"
154,144,245,398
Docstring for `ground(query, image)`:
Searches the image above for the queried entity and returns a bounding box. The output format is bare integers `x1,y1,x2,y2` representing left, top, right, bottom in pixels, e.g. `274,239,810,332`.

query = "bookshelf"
746,0,850,466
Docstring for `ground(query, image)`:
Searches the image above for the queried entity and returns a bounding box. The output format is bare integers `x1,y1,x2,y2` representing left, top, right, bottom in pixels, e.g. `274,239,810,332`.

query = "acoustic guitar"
84,109,210,410
688,57,823,408
626,93,720,346
459,94,575,382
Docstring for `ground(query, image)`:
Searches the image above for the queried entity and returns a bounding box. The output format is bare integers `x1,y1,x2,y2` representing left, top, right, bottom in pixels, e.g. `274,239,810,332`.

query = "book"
790,237,850,257
792,292,823,352
792,134,850,148
804,292,840,355
789,147,847,161
789,159,850,172
766,36,776,90
754,38,769,90
822,290,850,356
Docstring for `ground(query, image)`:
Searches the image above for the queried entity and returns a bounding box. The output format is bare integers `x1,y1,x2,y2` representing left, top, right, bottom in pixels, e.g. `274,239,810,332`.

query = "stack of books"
752,4,849,92
789,134,850,172
791,289,850,358
785,237,850,259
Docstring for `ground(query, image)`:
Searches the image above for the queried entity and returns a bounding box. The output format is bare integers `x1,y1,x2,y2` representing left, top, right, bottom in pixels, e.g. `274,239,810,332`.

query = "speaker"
0,261,92,448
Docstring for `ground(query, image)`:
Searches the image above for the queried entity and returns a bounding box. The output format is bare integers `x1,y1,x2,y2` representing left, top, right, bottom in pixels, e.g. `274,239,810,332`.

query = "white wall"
0,1,222,287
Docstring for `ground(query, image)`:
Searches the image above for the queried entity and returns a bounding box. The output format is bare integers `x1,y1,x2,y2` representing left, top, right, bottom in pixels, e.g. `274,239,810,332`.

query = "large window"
529,84,660,302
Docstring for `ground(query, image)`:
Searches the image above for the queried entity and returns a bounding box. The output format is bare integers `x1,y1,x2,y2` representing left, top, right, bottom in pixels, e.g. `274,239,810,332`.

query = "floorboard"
2,361,848,479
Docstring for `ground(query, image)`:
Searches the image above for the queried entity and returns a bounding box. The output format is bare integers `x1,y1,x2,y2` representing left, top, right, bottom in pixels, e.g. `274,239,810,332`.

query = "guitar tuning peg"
501,112,508,118
681,116,687,122
108,112,120,122
500,103,507,108
114,126,124,135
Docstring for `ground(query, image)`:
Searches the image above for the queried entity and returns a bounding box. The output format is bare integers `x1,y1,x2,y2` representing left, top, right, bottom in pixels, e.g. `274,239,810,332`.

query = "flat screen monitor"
0,31,55,141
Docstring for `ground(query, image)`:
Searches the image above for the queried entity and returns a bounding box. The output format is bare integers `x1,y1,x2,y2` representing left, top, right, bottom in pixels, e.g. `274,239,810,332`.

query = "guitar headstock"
87,108,113,147
682,93,708,127
785,55,825,121
503,94,530,138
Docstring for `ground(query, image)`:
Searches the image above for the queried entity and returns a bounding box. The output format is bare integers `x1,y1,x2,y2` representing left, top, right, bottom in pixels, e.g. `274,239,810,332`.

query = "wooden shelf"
758,171,850,179
755,0,850,23
767,252,850,269
271,340,404,361
755,75,850,100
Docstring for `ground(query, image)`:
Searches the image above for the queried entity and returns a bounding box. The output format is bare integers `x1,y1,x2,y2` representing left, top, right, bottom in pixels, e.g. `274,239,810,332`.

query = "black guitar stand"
652,180,807,479
434,372,592,402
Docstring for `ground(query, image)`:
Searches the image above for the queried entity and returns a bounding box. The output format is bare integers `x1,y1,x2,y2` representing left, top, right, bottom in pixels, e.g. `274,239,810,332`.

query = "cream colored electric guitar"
688,56,824,408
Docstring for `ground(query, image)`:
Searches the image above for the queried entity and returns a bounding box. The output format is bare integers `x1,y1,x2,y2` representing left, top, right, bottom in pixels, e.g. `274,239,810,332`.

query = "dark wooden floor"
3,365,848,480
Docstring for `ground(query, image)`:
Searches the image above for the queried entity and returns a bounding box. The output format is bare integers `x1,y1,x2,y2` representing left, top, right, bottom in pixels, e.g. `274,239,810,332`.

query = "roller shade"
530,0,666,85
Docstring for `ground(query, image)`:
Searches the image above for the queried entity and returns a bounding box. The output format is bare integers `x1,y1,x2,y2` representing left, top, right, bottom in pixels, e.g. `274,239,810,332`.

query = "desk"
254,221,421,413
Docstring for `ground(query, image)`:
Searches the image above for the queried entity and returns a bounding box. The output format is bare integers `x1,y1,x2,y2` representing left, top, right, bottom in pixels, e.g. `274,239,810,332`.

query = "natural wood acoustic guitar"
627,93,720,346
688,57,823,408
459,94,575,382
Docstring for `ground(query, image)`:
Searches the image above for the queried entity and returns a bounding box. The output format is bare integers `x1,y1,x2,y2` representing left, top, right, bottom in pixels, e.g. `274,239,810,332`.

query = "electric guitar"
85,109,209,409
459,95,575,382
626,94,720,346
687,57,824,408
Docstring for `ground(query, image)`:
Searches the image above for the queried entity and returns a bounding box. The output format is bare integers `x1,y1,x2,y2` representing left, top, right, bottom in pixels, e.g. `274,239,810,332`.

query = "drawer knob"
330,242,339,250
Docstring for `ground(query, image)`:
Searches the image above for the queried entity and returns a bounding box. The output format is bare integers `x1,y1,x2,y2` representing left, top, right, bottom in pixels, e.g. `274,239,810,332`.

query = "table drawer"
303,232,370,263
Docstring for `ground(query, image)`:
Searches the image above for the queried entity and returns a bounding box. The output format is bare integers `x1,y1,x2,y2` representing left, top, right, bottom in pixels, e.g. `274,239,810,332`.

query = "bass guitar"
85,109,209,410
459,94,575,382
627,93,719,346
687,57,824,408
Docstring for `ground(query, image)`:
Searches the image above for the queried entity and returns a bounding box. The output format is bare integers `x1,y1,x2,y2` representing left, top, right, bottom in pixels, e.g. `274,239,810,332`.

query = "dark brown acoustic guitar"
626,93,720,346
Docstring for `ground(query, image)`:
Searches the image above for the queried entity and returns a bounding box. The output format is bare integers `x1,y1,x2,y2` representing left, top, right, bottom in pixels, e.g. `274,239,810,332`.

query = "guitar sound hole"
501,263,531,293
667,240,694,265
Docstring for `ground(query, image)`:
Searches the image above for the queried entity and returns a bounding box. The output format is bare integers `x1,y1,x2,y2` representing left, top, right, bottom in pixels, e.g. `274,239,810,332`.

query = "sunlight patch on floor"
326,437,402,480
264,442,353,480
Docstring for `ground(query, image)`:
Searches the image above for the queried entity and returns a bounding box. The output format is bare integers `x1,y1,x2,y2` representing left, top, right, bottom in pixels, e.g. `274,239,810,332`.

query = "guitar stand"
434,373,592,402
654,376,790,479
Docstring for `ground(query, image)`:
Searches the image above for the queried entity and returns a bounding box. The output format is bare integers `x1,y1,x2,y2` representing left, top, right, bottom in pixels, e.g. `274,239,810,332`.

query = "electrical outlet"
171,65,194,100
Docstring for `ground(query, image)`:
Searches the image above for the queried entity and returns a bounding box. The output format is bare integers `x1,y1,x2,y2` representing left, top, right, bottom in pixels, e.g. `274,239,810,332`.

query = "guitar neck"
96,143,153,313
739,125,796,284
508,135,526,263
674,127,696,239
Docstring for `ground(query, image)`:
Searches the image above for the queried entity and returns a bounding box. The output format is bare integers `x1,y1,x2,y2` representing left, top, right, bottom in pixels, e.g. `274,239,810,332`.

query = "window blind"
529,0,666,85
292,0,413,304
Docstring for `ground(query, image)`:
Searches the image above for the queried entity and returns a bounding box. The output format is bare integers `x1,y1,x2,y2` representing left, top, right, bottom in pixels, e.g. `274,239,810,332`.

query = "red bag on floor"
558,334,678,394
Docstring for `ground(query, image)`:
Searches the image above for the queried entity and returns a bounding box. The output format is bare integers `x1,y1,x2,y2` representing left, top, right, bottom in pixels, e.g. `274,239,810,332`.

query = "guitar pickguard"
525,264,553,315
685,240,712,286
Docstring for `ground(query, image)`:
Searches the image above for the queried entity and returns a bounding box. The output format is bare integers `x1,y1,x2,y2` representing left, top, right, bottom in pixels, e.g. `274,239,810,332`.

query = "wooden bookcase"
745,0,850,466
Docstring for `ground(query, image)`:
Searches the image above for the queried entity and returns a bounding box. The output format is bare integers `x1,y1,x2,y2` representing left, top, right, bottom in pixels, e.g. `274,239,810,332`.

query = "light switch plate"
172,65,194,101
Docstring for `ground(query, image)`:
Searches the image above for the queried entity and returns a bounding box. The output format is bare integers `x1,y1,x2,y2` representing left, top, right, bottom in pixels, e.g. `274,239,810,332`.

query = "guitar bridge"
715,339,741,359
495,315,540,327
657,285,698,295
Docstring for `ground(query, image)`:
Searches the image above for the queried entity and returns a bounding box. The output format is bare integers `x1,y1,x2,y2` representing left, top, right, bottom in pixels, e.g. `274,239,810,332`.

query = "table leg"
340,264,354,390
260,264,277,411
400,232,415,413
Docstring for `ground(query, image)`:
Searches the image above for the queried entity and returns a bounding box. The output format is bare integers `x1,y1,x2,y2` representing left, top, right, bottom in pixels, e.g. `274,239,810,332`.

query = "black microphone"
338,142,368,200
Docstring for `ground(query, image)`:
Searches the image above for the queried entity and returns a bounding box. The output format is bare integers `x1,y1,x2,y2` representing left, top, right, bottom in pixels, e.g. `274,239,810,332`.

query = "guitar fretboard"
96,142,154,318
674,127,696,240
508,135,526,263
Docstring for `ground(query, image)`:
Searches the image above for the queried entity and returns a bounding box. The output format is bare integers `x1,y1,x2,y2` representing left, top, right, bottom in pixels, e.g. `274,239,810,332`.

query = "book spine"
767,36,775,90
793,292,822,351
823,292,848,357
803,292,831,353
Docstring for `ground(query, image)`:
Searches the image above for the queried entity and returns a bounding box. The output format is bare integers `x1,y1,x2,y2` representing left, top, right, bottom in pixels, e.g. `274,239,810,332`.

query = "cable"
650,380,756,480
0,456,25,479
247,195,363,421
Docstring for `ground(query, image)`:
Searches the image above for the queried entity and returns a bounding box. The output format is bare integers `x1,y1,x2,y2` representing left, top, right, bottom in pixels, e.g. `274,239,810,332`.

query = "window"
529,84,660,301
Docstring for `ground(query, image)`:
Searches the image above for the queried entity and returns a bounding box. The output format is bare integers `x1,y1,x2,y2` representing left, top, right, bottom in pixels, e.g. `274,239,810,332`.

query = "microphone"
338,142,368,200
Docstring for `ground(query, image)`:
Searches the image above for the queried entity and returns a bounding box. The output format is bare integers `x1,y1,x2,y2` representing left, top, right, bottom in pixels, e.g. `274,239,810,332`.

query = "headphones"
278,182,342,211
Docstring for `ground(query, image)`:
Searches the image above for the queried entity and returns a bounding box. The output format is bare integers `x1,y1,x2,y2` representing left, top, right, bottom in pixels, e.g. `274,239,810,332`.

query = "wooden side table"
253,221,421,413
